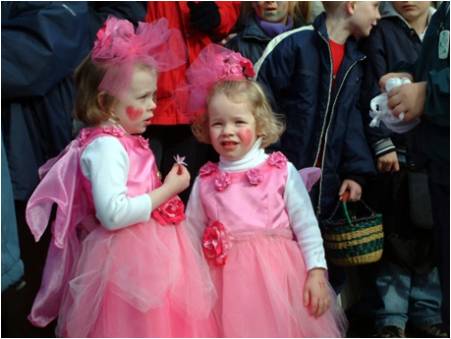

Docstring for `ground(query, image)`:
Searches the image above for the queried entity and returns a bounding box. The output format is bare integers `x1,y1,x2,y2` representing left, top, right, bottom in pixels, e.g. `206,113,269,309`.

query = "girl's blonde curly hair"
192,79,285,148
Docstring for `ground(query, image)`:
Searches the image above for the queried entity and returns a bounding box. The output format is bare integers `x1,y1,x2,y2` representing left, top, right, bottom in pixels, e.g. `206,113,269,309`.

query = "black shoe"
412,324,449,338
374,326,406,338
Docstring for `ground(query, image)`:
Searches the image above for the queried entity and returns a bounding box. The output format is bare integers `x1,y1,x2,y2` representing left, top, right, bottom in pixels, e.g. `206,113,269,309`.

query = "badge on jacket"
438,30,449,59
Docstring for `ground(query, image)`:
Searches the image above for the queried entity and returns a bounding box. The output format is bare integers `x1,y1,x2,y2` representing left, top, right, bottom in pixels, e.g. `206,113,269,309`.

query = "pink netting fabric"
91,16,185,98
183,44,255,118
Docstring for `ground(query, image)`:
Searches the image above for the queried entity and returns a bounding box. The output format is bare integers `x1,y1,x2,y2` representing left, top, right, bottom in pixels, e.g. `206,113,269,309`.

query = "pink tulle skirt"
56,220,217,337
209,229,348,338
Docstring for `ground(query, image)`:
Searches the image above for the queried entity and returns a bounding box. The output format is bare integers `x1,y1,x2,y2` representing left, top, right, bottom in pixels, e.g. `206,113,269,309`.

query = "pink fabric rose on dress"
246,168,262,186
268,152,287,169
202,220,231,266
101,125,125,138
136,136,150,150
78,129,91,147
214,172,231,191
151,196,185,225
199,162,218,177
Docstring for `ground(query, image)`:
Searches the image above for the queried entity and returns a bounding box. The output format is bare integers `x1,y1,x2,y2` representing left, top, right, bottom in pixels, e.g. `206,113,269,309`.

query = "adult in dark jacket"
226,2,308,64
1,5,89,336
256,11,376,222
1,3,145,336
379,2,450,332
359,2,446,337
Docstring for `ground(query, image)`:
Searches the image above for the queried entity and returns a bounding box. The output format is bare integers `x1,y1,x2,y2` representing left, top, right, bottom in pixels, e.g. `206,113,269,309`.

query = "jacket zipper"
315,33,366,216
313,33,334,167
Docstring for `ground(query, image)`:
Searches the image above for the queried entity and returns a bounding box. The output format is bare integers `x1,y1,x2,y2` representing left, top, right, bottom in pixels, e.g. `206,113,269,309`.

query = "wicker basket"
322,192,384,267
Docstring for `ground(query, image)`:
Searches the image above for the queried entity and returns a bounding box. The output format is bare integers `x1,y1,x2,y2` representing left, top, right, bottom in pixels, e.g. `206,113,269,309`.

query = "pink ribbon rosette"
202,220,231,266
91,16,185,98
268,151,287,169
184,44,255,119
151,196,185,226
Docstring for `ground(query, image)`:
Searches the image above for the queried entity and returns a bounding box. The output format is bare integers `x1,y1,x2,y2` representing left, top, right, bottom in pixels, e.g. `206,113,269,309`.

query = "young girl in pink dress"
185,44,348,337
25,17,216,338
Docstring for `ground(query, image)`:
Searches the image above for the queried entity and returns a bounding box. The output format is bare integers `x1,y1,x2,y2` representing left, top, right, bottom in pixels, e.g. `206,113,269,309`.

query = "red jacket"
146,2,240,125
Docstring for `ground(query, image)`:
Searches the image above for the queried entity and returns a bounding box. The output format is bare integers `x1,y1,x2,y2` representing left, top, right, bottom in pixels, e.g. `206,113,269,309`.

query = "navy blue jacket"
226,15,306,64
1,2,91,201
360,4,432,158
1,2,145,201
411,2,449,185
226,15,273,64
256,13,375,219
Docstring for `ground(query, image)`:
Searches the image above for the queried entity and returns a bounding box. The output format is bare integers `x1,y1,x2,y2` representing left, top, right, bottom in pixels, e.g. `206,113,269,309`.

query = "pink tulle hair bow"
184,44,255,118
91,16,185,98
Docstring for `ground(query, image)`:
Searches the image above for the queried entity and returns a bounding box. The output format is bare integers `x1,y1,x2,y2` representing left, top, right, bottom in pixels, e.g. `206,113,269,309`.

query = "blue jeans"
373,261,442,329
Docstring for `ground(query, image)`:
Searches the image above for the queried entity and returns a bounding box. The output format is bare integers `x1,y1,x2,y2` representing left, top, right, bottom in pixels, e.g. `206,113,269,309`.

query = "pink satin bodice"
198,153,291,233
78,126,161,210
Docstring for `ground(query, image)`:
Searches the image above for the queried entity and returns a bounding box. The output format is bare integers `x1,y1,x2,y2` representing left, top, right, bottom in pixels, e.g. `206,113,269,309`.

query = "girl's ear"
97,91,118,121
97,91,107,112
346,1,356,15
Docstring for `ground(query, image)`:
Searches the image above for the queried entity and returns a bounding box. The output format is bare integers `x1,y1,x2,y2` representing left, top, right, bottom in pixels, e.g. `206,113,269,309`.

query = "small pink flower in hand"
173,154,187,175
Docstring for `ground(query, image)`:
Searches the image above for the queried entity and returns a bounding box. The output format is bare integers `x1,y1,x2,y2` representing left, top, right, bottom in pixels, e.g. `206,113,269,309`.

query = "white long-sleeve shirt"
80,136,152,230
186,140,327,270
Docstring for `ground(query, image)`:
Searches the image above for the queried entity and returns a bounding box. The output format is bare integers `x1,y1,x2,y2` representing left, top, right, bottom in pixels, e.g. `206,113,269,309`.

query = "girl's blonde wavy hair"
192,79,285,148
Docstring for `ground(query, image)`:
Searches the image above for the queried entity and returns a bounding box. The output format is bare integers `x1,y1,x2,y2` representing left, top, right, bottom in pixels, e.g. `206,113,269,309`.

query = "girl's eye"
211,122,222,127
236,120,246,125
138,92,155,100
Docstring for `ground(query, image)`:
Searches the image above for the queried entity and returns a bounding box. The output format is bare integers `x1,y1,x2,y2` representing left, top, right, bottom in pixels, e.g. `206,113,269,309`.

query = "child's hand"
303,268,331,318
377,151,399,173
338,179,362,202
163,164,190,195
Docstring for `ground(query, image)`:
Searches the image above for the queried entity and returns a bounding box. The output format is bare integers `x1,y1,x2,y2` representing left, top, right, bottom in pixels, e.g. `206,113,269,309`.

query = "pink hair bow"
91,16,185,98
184,44,255,118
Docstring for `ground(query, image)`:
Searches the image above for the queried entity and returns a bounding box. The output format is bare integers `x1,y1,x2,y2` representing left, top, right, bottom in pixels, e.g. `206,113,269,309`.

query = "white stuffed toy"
369,77,420,133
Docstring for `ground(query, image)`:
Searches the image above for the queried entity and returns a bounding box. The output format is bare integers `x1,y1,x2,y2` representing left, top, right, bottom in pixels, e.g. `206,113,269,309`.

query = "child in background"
360,2,447,337
25,17,215,337
185,44,347,337
226,1,310,63
255,1,380,290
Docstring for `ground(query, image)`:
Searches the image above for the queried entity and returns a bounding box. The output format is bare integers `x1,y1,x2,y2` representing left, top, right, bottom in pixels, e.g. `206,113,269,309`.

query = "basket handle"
340,191,353,227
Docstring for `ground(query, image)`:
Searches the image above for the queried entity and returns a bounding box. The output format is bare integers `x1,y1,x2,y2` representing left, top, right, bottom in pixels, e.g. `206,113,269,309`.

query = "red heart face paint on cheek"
238,129,254,146
126,106,144,120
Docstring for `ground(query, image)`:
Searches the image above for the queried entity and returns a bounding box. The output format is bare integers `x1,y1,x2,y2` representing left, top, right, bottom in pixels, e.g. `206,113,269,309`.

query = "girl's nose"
148,98,156,111
222,124,234,135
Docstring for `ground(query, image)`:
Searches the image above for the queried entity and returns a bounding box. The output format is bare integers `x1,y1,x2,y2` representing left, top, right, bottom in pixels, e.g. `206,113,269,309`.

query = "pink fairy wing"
298,167,321,192
26,138,88,327
26,138,87,246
